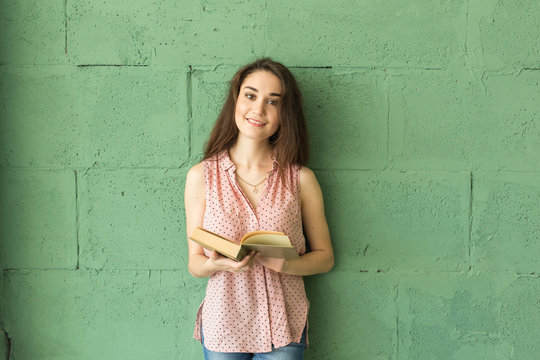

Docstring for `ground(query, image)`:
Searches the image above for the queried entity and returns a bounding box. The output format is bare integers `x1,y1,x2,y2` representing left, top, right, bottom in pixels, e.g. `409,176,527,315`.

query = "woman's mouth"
246,118,265,127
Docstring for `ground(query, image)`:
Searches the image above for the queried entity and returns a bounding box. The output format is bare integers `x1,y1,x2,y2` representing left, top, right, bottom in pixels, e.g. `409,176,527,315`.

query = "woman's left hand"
254,253,287,273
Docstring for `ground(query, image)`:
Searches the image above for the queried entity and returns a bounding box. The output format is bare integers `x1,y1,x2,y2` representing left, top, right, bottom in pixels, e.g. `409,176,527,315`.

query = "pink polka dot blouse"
193,151,309,353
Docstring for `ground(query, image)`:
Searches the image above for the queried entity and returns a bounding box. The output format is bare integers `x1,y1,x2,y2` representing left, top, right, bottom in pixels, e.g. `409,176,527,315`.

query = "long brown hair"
204,58,309,169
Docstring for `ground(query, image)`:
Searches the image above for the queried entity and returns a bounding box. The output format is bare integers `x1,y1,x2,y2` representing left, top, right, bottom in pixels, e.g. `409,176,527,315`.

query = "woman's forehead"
241,71,282,95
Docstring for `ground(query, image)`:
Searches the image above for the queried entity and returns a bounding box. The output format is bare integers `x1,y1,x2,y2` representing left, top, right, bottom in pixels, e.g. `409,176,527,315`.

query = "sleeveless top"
193,151,309,353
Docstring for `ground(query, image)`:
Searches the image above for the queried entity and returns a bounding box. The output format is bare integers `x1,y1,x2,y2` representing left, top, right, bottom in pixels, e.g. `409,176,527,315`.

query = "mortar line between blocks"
395,284,400,360
264,2,269,55
385,72,391,168
64,0,68,56
74,170,80,270
77,64,149,68
1,327,11,360
187,66,194,162
1,270,5,323
6,268,508,275
186,64,447,71
464,0,470,59
468,171,474,272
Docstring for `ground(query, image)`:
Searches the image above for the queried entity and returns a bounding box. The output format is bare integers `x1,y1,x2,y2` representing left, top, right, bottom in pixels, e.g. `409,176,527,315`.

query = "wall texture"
1,1,539,359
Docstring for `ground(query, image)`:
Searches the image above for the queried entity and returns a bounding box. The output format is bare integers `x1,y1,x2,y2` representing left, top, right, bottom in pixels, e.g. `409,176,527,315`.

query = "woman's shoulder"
299,166,316,182
186,162,205,186
298,166,321,194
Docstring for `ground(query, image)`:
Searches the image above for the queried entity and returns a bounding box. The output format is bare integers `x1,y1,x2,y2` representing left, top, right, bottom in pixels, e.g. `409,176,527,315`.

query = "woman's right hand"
185,162,256,277
207,250,256,274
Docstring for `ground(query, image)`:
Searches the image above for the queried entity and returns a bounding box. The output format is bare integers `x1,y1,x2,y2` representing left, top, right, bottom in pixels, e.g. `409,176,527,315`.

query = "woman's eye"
267,99,278,106
246,93,255,100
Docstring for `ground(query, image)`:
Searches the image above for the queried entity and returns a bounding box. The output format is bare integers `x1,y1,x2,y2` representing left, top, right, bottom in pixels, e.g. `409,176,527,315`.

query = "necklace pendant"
253,187,258,194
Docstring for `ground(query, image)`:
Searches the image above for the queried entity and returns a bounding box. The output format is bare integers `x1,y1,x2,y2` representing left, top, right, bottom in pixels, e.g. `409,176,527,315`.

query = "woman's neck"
229,137,274,170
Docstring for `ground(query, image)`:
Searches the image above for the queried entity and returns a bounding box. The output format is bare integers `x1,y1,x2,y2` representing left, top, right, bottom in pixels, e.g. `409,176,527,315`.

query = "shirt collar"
219,150,236,173
219,150,279,175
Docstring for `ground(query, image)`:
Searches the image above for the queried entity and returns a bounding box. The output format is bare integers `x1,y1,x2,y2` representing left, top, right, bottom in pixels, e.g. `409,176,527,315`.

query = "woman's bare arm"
185,163,254,278
255,167,334,275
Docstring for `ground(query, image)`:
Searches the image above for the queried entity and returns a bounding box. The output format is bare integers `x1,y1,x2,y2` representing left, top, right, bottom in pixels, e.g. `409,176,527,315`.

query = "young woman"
184,58,334,360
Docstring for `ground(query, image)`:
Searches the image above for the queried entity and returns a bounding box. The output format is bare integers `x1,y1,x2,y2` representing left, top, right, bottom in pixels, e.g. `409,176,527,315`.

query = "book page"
241,232,292,247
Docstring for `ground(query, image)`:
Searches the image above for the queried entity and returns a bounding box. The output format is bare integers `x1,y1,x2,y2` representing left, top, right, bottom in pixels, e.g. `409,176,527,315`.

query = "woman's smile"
246,117,265,127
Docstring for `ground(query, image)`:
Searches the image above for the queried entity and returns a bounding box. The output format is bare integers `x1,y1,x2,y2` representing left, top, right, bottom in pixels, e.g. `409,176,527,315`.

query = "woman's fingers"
232,251,256,272
208,250,256,273
254,253,286,273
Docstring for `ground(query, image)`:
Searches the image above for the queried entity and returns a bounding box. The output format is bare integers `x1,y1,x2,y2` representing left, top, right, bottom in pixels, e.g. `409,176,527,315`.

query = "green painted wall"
1,1,539,359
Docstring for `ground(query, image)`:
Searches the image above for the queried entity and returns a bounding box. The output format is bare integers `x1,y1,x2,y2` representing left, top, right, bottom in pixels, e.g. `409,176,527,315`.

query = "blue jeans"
202,328,306,360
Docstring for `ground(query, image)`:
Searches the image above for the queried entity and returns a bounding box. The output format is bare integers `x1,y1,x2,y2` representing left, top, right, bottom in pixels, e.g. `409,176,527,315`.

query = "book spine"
236,246,249,261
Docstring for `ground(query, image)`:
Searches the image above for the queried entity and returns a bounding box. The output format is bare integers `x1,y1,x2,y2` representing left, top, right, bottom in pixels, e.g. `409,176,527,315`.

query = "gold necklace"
236,173,267,193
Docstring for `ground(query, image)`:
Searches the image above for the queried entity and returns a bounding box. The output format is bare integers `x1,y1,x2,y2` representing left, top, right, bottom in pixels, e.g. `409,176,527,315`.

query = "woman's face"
234,70,282,143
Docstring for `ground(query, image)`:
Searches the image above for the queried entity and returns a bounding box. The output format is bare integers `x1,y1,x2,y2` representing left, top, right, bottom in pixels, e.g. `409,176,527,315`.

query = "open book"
189,227,299,261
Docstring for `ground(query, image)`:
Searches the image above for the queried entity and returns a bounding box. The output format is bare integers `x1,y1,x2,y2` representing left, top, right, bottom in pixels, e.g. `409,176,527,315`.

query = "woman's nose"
253,99,265,115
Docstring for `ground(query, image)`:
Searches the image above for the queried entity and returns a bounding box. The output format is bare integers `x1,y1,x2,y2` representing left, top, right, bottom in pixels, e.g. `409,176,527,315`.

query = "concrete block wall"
1,1,539,359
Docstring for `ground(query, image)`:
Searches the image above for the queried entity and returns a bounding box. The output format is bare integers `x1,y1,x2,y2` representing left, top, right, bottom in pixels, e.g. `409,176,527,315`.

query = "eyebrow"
243,86,281,97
